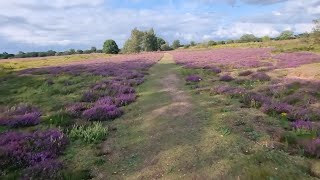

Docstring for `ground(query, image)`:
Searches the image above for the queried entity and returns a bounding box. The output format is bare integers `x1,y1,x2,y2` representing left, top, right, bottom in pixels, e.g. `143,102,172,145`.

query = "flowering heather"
19,53,162,77
66,103,90,118
209,66,222,74
273,52,320,68
81,90,100,102
0,104,41,128
7,103,41,116
95,96,114,106
171,48,272,69
82,105,123,121
22,160,63,180
238,70,254,76
186,75,202,82
7,113,41,128
291,120,313,131
219,74,234,82
115,93,137,106
0,129,68,169
251,72,271,81
299,138,320,158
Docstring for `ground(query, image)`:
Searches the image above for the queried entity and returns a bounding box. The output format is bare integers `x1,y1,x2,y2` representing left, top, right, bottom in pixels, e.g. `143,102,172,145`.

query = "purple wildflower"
7,112,41,128
186,75,202,82
66,103,90,118
115,93,136,107
219,74,234,82
238,70,254,76
291,120,313,131
251,72,271,81
95,96,114,106
82,105,123,121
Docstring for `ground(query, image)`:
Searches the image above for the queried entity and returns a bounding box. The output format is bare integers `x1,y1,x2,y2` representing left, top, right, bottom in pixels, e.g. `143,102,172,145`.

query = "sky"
0,0,319,53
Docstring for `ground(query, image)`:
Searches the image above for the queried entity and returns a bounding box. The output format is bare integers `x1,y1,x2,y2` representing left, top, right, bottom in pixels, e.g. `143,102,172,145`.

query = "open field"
1,41,320,179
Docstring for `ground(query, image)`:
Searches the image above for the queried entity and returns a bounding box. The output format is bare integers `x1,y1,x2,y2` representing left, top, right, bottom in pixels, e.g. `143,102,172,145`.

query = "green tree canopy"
278,30,294,40
172,40,181,49
103,39,120,54
239,34,258,43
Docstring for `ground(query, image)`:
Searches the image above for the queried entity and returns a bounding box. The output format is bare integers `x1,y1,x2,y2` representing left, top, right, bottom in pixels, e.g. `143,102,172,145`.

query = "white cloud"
0,0,318,52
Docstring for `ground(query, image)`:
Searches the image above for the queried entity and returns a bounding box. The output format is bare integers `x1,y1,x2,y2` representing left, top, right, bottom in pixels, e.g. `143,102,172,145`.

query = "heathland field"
1,40,320,179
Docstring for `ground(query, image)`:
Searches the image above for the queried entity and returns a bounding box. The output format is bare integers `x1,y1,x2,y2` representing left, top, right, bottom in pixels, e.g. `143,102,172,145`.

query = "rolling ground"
93,54,315,179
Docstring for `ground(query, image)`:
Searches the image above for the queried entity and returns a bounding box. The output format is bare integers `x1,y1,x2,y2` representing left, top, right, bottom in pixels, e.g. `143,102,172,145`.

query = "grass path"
93,53,314,179
93,53,214,179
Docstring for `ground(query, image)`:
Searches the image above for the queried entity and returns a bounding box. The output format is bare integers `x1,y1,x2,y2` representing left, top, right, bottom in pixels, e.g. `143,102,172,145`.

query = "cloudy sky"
0,0,319,53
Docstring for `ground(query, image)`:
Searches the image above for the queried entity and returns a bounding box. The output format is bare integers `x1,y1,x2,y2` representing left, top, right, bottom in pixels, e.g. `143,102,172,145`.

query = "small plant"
239,70,253,76
247,131,261,141
69,122,108,143
219,127,231,136
219,74,234,82
251,72,271,81
186,75,202,82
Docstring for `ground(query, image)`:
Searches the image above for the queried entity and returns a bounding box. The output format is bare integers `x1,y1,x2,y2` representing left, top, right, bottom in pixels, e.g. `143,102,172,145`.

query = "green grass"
0,73,103,113
0,53,112,71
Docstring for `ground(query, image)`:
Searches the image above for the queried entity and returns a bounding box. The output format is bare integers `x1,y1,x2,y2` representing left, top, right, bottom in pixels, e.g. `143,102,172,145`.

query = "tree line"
0,47,102,59
1,19,319,59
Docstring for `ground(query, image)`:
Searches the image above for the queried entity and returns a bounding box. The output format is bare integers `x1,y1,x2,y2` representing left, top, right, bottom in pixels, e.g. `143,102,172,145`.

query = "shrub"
22,160,63,180
0,104,41,128
103,39,119,54
219,74,234,82
95,96,114,106
81,91,99,102
251,72,271,81
69,122,108,143
299,138,320,158
0,130,68,169
82,105,123,121
66,103,90,118
239,70,254,76
7,112,41,128
211,67,222,74
115,93,136,106
186,75,202,82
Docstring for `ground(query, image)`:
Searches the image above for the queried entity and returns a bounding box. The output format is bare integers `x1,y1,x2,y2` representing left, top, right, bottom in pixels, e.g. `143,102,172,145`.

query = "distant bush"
103,39,120,54
251,72,271,81
219,74,234,82
82,105,123,121
161,43,172,51
239,70,254,76
207,40,217,46
186,75,202,82
69,122,108,143
239,34,259,43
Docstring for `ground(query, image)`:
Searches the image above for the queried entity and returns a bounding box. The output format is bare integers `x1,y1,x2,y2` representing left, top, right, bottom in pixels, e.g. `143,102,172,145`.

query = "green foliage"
44,111,74,127
142,28,158,51
262,36,271,42
239,34,259,43
160,43,172,51
172,40,181,49
190,41,196,46
218,127,231,136
157,37,166,50
69,122,108,144
103,39,119,54
207,40,217,46
278,30,294,40
122,28,164,53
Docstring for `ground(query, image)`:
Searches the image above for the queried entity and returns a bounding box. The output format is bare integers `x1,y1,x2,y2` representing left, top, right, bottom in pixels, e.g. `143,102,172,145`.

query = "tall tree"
278,30,294,40
172,40,181,49
142,28,158,51
156,37,166,50
239,34,258,43
103,39,119,54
